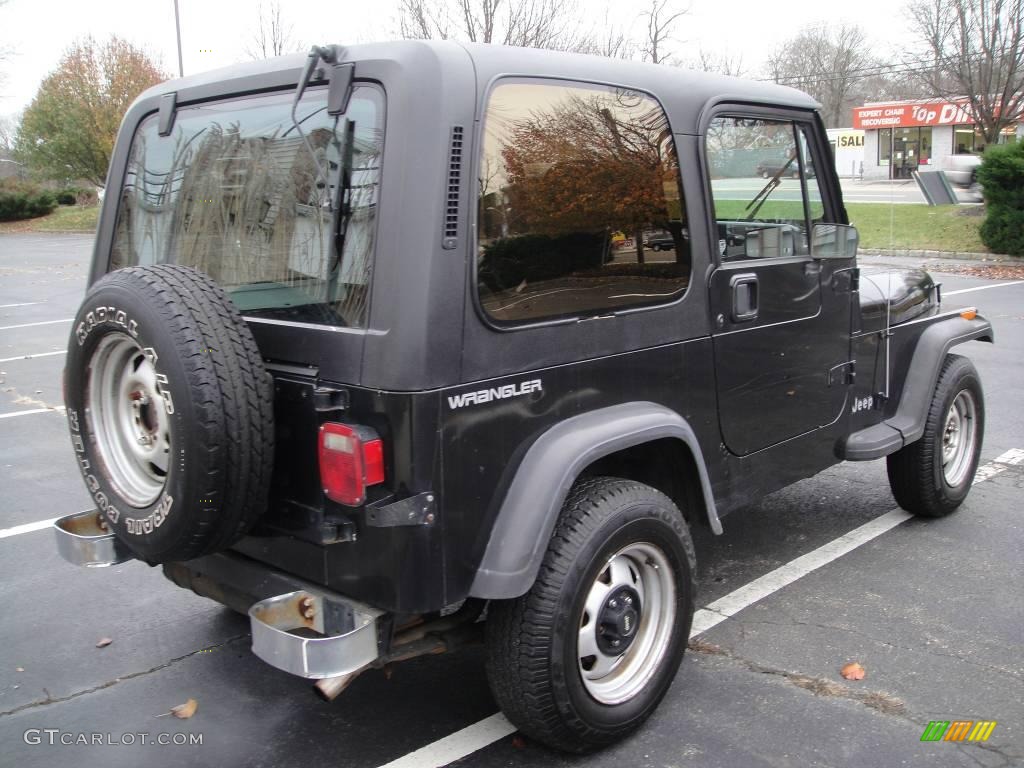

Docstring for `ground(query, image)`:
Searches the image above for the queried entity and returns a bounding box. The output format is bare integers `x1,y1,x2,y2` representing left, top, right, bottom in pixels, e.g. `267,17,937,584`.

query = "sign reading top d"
853,101,973,129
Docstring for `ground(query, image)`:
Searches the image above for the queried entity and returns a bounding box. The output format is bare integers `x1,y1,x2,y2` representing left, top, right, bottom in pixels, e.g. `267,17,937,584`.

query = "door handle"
730,273,759,322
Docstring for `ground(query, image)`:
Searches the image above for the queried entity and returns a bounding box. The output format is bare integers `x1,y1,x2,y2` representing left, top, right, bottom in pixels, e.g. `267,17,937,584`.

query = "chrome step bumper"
249,590,382,679
53,510,134,567
53,515,383,681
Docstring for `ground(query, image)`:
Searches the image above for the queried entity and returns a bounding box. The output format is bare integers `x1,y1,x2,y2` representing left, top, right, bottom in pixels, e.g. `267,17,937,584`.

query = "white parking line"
377,714,517,768
0,350,66,363
372,449,1022,768
944,280,1024,296
0,302,42,309
0,318,73,331
0,518,58,540
0,407,65,420
690,508,912,634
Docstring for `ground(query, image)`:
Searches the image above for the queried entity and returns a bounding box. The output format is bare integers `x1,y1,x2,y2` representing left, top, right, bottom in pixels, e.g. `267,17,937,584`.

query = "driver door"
705,114,852,456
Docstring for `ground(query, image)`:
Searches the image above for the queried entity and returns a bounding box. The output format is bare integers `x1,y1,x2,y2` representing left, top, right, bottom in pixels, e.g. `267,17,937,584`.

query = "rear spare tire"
64,265,274,563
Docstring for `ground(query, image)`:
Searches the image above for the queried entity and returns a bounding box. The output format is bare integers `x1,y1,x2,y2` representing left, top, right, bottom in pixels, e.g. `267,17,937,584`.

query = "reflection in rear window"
112,86,384,328
477,80,690,324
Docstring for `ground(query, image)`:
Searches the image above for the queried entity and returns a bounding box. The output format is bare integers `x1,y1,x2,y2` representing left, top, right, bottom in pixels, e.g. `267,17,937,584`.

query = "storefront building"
852,99,1023,180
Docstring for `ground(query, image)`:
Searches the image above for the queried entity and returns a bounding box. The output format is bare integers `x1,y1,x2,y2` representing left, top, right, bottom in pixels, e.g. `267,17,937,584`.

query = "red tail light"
318,422,385,506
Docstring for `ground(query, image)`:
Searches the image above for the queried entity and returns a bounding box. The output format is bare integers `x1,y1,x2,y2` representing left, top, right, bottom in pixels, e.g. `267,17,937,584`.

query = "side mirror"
810,223,859,260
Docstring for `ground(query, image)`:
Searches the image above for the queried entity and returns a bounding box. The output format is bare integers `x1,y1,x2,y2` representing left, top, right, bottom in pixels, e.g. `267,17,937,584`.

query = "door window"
706,117,826,260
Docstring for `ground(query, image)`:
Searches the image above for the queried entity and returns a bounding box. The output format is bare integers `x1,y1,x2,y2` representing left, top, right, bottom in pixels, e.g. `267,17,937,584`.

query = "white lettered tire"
64,265,274,563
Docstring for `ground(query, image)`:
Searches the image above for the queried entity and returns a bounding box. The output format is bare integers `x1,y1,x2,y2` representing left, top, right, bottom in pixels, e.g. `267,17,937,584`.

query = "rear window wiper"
333,118,355,267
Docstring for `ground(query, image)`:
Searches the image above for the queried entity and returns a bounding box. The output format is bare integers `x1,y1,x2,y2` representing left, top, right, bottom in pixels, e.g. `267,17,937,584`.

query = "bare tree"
689,48,746,77
0,114,16,153
397,0,591,51
767,25,877,128
398,0,453,40
0,0,13,96
908,0,1024,144
576,10,637,60
247,1,302,60
640,0,688,65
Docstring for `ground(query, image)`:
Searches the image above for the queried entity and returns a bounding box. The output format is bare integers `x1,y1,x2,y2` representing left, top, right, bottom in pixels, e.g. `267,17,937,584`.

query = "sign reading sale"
853,101,974,129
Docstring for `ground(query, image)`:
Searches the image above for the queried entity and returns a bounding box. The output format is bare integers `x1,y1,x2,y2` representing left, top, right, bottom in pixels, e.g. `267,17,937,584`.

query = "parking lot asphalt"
1,233,1021,768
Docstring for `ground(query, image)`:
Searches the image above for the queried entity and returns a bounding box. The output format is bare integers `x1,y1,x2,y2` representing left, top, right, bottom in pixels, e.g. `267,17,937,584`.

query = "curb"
859,248,1023,263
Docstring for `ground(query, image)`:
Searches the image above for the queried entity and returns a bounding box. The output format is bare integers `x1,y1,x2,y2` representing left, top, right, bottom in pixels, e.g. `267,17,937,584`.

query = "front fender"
468,402,719,600
887,314,993,445
841,313,993,460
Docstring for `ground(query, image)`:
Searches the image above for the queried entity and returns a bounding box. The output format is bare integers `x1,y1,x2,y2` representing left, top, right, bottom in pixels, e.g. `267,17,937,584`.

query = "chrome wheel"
942,389,977,487
87,334,171,507
577,542,676,705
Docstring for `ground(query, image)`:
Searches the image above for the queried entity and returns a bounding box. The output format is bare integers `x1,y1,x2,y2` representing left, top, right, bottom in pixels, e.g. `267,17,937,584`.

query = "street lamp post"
173,0,184,77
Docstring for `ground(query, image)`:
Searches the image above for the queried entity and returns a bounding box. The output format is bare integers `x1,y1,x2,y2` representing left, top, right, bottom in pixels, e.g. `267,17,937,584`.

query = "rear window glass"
477,80,690,325
112,85,384,328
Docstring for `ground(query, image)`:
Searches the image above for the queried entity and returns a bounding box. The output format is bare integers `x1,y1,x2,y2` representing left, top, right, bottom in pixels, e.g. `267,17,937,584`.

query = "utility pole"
173,0,184,77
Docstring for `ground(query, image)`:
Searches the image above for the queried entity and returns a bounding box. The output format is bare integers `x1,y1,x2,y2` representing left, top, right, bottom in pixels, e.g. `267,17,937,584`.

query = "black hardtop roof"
135,40,819,134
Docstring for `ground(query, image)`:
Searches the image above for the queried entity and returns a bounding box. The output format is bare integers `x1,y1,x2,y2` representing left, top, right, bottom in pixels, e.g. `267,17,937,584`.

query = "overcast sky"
0,0,916,120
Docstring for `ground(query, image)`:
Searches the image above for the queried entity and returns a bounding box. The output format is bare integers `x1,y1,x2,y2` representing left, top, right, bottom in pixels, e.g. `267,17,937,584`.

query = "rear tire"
485,477,695,752
887,354,984,517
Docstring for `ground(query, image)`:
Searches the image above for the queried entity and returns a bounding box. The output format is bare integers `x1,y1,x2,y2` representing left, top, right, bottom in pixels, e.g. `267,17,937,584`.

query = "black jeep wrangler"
55,41,993,753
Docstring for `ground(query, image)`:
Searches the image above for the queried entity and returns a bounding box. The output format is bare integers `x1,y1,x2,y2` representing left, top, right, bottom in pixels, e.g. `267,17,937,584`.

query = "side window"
706,117,826,260
477,81,690,325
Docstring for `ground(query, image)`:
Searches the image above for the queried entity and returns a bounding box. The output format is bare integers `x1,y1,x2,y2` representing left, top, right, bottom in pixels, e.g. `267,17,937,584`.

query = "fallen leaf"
95,637,113,649
171,698,198,719
840,661,866,681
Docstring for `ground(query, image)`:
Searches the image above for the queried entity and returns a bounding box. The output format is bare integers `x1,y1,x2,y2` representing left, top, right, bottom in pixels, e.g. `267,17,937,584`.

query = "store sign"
853,102,974,129
835,131,864,148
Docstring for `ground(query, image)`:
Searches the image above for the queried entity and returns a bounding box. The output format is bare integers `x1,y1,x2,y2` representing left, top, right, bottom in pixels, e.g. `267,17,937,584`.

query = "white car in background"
941,153,982,186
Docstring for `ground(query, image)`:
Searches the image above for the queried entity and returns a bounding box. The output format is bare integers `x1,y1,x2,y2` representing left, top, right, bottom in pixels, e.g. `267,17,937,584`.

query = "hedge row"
977,141,1024,256
0,180,58,222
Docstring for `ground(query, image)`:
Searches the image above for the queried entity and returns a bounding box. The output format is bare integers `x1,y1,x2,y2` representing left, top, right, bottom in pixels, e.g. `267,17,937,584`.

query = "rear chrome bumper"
249,590,380,679
165,551,383,680
54,512,382,680
53,510,134,567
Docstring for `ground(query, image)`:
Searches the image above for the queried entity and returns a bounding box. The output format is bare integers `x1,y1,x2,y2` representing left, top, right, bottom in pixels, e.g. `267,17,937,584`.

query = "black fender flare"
842,314,994,460
468,402,720,600
888,315,993,444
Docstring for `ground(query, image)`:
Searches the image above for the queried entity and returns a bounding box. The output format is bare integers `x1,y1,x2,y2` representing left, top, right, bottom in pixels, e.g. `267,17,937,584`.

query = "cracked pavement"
1,234,1022,767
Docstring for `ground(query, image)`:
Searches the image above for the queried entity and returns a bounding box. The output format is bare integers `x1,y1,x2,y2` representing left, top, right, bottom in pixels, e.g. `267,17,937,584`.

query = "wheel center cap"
596,586,642,655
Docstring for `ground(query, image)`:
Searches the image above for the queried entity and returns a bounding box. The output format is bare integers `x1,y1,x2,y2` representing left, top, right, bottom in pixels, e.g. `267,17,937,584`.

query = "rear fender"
468,402,719,600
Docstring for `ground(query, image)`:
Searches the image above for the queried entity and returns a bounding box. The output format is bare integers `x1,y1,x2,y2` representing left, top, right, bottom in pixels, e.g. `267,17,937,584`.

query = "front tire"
485,478,695,752
887,354,984,517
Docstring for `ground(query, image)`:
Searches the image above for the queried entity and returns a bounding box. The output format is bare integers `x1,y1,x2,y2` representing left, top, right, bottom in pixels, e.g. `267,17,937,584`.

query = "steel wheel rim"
86,334,171,507
942,389,977,487
577,542,676,705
